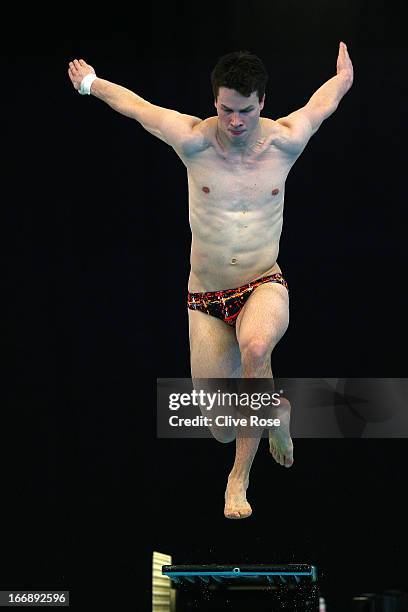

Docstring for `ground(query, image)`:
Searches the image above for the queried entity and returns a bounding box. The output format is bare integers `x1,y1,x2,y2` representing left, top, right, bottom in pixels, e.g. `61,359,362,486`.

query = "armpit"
272,114,313,154
178,118,211,157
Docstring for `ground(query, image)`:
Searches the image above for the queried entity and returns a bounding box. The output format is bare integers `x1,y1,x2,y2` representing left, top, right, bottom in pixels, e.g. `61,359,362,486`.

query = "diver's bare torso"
174,116,300,292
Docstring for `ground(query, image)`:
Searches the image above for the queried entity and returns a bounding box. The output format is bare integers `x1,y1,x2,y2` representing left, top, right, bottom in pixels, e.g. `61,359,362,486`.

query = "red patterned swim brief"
187,273,288,327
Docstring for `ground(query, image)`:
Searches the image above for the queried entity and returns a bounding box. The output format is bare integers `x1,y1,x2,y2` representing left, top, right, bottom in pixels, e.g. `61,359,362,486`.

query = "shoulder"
175,116,213,157
262,114,313,155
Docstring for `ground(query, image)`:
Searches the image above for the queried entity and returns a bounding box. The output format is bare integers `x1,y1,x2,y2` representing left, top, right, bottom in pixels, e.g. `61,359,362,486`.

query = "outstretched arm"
273,42,354,153
68,59,204,152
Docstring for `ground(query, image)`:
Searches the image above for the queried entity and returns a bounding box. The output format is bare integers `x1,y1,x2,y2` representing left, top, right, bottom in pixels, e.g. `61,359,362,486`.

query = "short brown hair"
211,50,269,102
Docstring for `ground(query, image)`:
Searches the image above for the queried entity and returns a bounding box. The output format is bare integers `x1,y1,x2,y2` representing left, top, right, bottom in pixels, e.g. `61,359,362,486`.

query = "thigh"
188,308,241,378
235,282,289,353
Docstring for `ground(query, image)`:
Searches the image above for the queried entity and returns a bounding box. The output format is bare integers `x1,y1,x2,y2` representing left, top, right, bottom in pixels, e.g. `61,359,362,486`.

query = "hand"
68,59,96,91
336,41,354,85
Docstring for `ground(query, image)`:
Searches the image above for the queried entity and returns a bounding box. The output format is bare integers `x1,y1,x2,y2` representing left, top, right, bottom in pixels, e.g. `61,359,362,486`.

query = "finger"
73,59,81,70
79,59,86,67
69,61,76,72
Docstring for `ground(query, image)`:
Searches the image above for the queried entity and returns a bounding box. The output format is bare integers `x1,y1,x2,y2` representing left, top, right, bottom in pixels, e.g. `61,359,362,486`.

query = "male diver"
68,42,353,518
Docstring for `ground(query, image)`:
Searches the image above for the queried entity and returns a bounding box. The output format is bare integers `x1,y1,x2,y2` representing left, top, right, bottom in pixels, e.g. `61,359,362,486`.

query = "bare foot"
269,397,294,468
224,477,252,519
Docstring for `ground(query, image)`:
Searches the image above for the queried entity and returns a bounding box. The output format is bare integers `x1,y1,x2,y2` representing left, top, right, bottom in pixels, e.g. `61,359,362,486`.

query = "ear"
214,98,218,109
259,94,265,111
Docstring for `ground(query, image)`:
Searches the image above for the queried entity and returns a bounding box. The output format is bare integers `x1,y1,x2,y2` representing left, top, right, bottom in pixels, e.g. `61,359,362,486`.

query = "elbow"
312,102,337,129
319,101,339,120
307,99,336,122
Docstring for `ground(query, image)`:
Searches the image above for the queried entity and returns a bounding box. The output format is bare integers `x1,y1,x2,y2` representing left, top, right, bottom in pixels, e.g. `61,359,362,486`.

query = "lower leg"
242,353,272,378
242,349,294,469
224,425,264,519
224,350,273,518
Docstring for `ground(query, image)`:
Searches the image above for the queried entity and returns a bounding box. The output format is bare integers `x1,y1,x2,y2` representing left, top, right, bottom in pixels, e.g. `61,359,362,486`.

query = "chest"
187,148,289,210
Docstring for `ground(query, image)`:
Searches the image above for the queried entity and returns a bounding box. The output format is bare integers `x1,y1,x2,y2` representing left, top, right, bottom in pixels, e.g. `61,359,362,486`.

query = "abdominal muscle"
188,205,284,292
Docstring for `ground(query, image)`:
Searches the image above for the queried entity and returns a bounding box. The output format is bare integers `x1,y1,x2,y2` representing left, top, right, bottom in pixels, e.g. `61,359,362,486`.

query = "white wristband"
79,73,97,95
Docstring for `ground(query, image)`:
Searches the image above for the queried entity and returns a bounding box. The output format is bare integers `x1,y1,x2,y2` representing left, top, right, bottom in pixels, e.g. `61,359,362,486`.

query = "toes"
225,508,252,519
284,455,294,468
271,444,294,467
225,510,241,519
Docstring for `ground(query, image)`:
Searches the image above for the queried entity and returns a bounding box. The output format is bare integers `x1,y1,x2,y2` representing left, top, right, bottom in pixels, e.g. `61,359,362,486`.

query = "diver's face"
214,87,265,140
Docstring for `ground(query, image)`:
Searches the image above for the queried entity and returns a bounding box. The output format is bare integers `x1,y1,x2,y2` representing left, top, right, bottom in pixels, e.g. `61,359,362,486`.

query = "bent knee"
240,339,272,366
211,427,236,444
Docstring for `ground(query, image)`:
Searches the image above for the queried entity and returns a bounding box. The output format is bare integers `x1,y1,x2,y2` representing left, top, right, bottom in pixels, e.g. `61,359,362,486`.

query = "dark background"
2,1,407,610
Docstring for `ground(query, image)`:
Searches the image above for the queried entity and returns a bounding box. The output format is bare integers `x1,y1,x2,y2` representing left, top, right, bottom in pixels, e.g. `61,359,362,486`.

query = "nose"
230,113,243,128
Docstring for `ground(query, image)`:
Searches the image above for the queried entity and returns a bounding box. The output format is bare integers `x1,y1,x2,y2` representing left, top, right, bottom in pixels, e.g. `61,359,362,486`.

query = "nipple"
202,186,210,194
272,188,279,196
